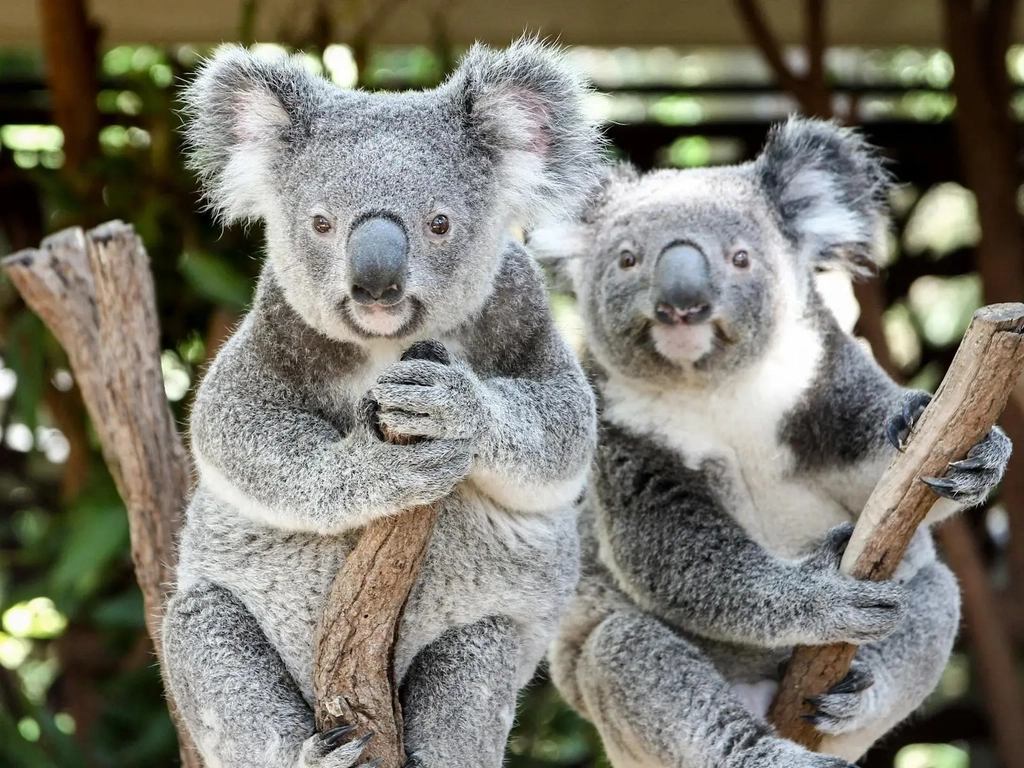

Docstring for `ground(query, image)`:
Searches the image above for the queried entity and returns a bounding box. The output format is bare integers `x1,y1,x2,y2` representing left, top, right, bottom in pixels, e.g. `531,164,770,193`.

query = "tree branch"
733,0,808,105
769,303,1024,748
1,222,201,768
313,341,450,768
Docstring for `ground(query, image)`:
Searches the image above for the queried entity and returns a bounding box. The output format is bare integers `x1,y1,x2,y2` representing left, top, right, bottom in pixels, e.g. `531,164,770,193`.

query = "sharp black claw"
322,725,356,748
829,667,873,695
804,696,823,710
923,476,960,499
950,457,987,471
886,419,905,451
800,713,822,725
353,732,374,750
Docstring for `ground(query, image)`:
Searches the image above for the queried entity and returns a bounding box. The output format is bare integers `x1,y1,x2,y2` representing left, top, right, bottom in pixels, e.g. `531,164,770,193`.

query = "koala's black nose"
348,216,408,306
654,244,713,325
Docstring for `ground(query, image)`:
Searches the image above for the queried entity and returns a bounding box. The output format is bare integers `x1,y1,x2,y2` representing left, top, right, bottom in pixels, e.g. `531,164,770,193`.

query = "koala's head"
530,117,890,385
183,38,601,343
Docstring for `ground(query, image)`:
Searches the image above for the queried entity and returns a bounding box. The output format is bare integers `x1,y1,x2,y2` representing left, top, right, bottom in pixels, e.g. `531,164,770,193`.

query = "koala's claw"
802,661,878,736
921,426,1012,508
321,725,356,748
301,726,372,768
885,391,932,451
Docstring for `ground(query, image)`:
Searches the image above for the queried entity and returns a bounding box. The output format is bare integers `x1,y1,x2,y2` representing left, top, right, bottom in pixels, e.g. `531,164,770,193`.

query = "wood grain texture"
313,419,441,768
769,302,1024,748
2,222,201,768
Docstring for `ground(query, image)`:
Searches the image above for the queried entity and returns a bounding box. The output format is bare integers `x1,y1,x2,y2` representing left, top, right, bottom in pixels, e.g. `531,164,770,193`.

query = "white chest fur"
602,320,849,558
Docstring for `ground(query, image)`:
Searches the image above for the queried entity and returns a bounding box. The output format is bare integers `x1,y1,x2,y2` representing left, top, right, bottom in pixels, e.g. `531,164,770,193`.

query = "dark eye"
313,215,332,234
619,250,637,269
732,250,750,268
429,214,450,235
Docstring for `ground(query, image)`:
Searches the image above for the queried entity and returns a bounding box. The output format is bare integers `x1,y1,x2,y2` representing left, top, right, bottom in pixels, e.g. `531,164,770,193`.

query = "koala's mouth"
646,315,737,366
339,296,425,339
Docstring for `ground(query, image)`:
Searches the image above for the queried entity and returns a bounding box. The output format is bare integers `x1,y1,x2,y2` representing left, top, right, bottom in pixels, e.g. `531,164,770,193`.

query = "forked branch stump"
2,222,200,768
769,303,1024,749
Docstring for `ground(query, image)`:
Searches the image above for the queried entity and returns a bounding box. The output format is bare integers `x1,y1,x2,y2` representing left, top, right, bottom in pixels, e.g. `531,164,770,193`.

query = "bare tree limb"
769,303,1024,749
1,222,201,768
733,0,808,105
313,341,450,768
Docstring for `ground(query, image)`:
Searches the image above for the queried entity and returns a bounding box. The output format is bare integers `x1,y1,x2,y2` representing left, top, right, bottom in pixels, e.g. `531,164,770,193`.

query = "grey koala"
161,38,602,768
529,117,1011,767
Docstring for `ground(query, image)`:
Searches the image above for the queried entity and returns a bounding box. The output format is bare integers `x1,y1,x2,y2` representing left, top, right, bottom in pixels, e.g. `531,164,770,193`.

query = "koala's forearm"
603,511,831,647
469,370,595,512
192,399,386,534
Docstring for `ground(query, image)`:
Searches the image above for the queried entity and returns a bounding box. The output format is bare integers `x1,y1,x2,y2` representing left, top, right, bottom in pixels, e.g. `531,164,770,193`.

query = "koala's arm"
784,325,1011,528
372,250,595,513
596,424,906,648
192,330,469,535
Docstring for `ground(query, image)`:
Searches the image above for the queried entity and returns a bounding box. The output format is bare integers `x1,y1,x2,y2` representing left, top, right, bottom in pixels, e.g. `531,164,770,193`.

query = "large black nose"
654,244,713,325
348,216,408,306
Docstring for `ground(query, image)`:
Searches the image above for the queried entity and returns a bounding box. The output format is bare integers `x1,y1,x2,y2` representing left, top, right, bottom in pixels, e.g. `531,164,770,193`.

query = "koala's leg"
576,611,855,768
400,615,521,768
813,557,961,762
163,582,370,768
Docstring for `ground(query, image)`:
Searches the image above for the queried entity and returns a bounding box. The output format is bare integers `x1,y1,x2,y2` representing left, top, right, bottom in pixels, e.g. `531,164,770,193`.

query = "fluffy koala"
161,38,602,768
530,117,1012,767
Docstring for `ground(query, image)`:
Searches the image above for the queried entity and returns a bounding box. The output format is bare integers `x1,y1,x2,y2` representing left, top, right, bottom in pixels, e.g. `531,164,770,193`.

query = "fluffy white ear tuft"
451,36,606,228
756,116,892,278
526,221,592,294
181,45,328,224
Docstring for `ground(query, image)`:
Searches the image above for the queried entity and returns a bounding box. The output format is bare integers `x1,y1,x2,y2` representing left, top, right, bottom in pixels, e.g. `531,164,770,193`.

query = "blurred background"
1,0,1023,766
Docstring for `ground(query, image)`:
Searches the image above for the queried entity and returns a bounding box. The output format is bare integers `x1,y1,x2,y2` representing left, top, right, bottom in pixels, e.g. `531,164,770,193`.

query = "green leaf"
178,250,254,312
50,502,129,605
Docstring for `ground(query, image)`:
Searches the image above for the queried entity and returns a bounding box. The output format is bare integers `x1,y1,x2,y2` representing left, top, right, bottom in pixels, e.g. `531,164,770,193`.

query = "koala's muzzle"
653,244,713,325
348,216,408,306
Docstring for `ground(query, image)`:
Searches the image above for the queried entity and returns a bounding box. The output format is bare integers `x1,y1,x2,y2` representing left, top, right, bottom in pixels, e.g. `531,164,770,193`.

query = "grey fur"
163,37,601,768
532,116,1009,766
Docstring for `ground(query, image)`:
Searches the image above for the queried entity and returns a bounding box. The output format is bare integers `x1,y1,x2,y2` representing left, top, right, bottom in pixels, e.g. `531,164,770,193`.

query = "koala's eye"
312,215,332,234
732,250,750,269
619,250,637,269
429,215,450,236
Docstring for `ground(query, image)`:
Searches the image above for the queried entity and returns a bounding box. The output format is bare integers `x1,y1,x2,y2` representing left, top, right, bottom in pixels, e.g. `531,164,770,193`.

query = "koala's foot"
298,728,378,768
804,524,908,645
922,426,1012,508
885,390,931,451
802,659,877,735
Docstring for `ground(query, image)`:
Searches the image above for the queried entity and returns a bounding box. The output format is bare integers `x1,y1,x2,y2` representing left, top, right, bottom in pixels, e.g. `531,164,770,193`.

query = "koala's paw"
370,348,488,443
922,426,1012,508
298,728,379,768
804,524,908,645
390,439,473,508
802,659,879,736
885,390,931,451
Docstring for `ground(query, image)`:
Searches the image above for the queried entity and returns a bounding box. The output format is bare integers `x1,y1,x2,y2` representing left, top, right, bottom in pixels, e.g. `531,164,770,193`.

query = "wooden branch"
37,0,101,178
768,303,1024,749
313,341,449,768
1,222,201,768
733,0,809,110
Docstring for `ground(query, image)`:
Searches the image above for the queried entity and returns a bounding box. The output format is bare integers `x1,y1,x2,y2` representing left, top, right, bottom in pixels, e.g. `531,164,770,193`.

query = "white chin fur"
650,323,714,364
348,302,412,337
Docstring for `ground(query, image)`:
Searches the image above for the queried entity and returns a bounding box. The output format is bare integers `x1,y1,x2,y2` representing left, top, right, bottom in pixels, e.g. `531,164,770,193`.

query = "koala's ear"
525,221,590,295
526,161,638,294
451,36,605,227
181,45,328,223
755,116,891,278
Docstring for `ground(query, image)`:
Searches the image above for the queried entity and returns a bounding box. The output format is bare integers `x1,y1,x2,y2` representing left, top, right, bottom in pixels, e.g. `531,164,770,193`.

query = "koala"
161,38,602,768
529,117,1012,768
